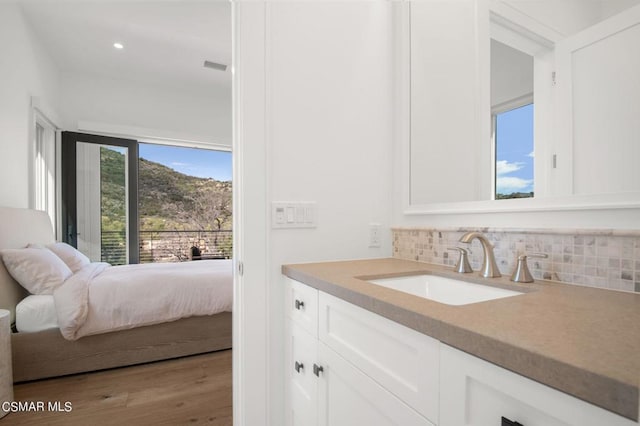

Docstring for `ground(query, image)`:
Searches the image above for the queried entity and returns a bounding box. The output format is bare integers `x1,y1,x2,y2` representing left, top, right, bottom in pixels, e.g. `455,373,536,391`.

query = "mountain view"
100,147,232,264
138,157,232,232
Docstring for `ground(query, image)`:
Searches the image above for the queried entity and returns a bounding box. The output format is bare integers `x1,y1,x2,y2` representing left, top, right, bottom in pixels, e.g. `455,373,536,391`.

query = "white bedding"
16,295,58,332
53,260,233,340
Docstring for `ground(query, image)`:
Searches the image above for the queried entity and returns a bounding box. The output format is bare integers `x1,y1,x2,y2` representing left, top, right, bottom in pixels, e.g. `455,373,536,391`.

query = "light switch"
304,206,314,223
272,202,317,229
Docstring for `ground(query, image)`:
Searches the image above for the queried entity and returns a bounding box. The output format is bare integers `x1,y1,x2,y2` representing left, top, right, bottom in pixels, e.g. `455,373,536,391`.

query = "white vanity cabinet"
285,277,436,426
285,277,638,426
439,344,638,426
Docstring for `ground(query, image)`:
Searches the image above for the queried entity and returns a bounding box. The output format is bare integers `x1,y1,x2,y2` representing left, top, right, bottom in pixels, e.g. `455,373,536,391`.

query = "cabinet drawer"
286,277,319,337
319,292,440,424
440,344,638,426
318,342,434,426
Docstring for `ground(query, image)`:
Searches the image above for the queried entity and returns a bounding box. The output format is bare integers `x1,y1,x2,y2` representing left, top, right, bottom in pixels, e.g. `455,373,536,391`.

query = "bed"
0,207,232,382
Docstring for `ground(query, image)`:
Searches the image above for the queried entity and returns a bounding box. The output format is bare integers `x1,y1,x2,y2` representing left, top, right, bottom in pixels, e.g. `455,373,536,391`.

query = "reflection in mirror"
409,1,488,205
490,39,534,200
564,11,640,195
500,0,640,38
407,0,640,211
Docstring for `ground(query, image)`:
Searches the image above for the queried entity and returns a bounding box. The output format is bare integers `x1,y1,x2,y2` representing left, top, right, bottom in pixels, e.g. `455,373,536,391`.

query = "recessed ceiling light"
113,42,124,50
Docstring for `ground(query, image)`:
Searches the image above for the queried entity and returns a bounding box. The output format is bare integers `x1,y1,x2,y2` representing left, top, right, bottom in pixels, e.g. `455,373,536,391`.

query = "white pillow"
46,242,90,273
1,247,73,295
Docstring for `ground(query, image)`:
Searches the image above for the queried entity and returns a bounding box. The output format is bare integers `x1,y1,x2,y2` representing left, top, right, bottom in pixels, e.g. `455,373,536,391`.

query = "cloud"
496,160,524,176
527,151,534,158
496,176,533,193
495,159,533,193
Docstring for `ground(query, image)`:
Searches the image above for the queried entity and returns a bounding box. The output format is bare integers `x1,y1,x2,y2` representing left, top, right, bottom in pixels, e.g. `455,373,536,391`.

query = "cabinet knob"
502,416,524,426
313,364,324,377
294,361,304,373
295,299,305,310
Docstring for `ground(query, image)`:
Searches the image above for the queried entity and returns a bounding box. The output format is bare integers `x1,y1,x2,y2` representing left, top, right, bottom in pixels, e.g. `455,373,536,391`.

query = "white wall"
60,71,232,147
267,3,394,423
0,3,61,208
234,2,395,424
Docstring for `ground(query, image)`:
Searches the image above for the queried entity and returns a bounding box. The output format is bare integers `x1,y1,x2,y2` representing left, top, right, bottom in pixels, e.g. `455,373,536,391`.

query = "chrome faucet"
458,232,501,278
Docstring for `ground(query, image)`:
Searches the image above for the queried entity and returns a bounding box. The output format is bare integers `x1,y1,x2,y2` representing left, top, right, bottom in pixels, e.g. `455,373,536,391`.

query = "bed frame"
0,207,232,383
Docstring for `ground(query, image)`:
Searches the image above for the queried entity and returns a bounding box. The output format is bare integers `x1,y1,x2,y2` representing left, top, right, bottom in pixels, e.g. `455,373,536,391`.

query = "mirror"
407,0,640,210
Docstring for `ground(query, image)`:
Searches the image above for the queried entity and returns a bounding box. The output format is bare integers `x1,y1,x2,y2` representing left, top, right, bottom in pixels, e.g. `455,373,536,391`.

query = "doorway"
60,131,139,265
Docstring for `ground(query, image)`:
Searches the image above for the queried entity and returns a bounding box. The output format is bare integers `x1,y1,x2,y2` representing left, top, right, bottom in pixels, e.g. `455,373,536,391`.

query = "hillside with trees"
100,147,232,231
138,157,232,232
100,147,232,263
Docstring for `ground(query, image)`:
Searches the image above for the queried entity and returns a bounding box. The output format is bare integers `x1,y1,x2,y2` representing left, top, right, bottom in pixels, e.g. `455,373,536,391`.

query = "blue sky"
495,103,534,195
139,143,232,181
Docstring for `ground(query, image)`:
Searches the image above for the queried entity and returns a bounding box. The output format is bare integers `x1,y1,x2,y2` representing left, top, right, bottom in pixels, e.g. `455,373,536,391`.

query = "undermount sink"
368,274,523,306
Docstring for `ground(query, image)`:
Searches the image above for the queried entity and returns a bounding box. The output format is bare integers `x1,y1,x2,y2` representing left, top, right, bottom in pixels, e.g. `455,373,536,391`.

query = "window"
60,133,232,264
33,111,58,229
137,143,232,263
493,103,534,200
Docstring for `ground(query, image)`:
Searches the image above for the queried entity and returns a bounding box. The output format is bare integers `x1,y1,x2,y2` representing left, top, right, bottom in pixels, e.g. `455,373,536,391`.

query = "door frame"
232,2,271,424
60,131,140,264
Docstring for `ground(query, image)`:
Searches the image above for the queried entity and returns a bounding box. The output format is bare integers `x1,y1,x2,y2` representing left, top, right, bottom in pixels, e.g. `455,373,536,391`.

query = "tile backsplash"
392,227,640,293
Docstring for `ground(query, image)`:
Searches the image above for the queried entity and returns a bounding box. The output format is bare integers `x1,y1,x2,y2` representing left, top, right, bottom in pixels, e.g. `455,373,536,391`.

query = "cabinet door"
317,342,434,426
287,321,318,426
440,344,637,426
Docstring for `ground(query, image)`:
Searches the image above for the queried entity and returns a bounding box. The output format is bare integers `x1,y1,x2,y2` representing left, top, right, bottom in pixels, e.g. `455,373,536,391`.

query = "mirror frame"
401,0,640,215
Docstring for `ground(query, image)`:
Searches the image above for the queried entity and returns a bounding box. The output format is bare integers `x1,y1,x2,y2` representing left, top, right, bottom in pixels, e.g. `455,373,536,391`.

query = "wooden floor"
2,350,232,425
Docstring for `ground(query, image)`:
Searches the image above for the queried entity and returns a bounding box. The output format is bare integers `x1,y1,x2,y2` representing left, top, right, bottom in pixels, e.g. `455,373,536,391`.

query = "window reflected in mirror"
494,104,534,199
491,39,534,200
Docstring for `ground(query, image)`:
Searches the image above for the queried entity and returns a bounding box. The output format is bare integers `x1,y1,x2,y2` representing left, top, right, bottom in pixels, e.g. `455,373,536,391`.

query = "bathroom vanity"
282,258,639,425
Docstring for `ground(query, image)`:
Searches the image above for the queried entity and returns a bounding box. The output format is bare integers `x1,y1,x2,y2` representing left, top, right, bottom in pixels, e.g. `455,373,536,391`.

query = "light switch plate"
369,223,381,248
272,202,317,229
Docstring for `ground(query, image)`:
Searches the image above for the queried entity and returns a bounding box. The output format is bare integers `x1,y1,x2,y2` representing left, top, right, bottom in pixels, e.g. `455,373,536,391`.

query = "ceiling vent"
204,60,227,71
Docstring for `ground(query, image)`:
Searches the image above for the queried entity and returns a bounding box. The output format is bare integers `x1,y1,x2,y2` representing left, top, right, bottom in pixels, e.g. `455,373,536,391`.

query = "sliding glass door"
61,132,139,265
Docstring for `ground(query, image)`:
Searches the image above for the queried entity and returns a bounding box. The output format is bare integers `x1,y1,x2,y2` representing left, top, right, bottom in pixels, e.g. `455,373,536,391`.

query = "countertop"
282,258,640,421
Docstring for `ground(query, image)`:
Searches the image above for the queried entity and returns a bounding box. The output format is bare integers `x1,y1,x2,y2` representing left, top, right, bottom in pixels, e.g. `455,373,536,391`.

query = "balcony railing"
101,230,232,265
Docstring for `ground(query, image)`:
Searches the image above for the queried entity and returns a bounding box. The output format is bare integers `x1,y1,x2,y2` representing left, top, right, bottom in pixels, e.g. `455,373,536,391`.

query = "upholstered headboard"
0,207,55,325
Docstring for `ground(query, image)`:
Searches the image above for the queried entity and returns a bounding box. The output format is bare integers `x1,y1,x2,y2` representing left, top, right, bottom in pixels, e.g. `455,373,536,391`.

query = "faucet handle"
510,253,548,283
447,247,473,273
